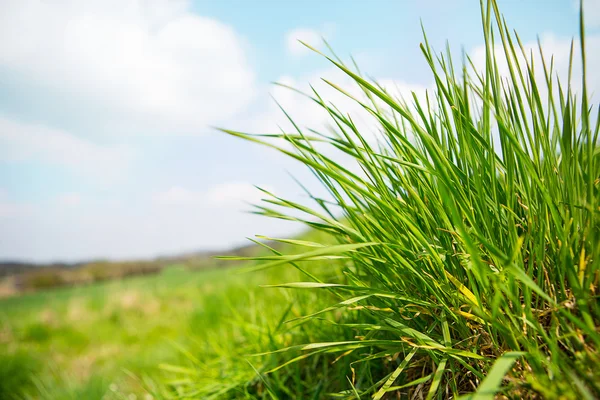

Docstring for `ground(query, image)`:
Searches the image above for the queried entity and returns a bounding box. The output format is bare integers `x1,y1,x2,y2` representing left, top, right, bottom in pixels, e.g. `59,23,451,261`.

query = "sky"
0,0,599,262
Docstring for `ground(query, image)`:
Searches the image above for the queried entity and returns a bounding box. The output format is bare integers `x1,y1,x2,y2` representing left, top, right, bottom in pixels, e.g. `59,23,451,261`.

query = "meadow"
0,265,224,399
0,263,312,399
1,232,362,399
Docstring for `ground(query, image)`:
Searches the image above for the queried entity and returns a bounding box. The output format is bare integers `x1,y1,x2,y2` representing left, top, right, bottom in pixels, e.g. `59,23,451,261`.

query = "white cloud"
0,0,256,134
285,24,335,57
0,116,132,180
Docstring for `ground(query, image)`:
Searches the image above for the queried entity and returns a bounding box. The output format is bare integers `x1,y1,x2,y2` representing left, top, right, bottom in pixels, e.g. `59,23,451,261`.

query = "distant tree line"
0,241,278,295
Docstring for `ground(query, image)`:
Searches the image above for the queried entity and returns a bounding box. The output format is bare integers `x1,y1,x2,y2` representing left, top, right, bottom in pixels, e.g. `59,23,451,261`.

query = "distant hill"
0,261,91,277
0,241,278,297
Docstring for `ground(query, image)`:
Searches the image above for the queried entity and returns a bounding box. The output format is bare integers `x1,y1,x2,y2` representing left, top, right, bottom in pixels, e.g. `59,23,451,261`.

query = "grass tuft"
215,0,599,398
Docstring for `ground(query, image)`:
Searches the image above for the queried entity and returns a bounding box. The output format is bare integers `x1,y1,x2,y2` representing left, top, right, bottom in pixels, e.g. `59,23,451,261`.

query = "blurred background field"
1,264,236,399
0,231,354,399
0,260,290,399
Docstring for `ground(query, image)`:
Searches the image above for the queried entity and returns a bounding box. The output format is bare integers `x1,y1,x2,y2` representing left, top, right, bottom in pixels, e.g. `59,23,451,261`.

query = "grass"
0,263,328,399
0,265,205,399
182,0,598,398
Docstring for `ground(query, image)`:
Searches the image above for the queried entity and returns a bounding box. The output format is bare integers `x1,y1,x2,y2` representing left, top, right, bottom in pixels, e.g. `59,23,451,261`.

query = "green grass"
2,230,362,399
0,263,329,399
172,0,598,398
1,266,204,399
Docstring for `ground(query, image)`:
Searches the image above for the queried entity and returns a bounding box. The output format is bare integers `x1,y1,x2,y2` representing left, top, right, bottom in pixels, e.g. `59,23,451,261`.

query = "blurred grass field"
0,231,355,400
0,263,303,399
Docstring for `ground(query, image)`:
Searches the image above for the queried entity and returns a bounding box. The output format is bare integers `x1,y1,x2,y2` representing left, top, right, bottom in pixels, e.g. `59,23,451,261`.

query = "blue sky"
0,0,598,262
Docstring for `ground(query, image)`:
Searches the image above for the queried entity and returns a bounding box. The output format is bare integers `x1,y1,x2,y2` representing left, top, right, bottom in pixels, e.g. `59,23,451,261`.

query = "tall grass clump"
219,1,599,398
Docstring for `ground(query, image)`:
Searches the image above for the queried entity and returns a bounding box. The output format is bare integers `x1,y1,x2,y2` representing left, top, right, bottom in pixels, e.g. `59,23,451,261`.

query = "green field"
0,264,312,399
0,246,364,400
0,265,216,399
